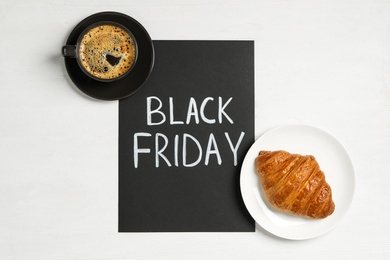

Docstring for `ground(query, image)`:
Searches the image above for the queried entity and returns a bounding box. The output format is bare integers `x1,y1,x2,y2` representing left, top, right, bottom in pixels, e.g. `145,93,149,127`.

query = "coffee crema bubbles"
79,24,136,80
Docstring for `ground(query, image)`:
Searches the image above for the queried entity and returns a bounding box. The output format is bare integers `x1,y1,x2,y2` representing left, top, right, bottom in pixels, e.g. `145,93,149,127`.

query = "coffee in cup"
62,22,137,81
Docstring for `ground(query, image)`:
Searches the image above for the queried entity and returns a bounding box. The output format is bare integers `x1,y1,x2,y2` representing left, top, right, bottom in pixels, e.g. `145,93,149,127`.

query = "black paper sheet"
119,40,255,232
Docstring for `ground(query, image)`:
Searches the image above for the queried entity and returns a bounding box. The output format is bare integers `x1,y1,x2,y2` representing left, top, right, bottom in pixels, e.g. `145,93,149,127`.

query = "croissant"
255,150,335,219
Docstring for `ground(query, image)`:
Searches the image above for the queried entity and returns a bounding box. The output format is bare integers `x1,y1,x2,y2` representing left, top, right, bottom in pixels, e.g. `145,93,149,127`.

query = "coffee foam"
79,24,136,80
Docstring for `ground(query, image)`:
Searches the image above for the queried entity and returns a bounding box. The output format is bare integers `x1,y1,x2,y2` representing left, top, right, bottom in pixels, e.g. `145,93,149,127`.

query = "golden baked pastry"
255,150,335,219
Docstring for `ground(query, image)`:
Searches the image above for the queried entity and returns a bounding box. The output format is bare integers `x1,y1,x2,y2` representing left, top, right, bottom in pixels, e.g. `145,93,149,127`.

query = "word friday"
132,96,246,168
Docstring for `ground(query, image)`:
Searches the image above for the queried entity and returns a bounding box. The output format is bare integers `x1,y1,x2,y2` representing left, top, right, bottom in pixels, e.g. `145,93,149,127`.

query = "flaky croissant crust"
255,150,335,219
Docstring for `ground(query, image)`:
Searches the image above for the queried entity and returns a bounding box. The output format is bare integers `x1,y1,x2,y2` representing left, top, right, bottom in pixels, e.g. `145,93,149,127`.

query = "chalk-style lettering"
200,97,215,124
218,97,234,124
205,133,222,165
174,134,179,167
156,133,172,167
183,133,202,167
147,96,166,126
133,131,245,168
134,132,152,168
186,97,200,124
225,131,245,166
169,97,184,125
146,96,234,126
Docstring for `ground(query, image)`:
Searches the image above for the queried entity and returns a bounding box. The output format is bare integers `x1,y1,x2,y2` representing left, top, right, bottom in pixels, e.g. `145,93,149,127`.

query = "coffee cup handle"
62,45,76,57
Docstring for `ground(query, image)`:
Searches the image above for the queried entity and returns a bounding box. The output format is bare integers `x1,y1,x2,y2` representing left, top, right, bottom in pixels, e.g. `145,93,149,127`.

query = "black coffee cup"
62,21,138,82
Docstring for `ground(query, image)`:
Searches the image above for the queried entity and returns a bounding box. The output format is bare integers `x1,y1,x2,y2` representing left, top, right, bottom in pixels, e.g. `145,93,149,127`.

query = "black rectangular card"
119,40,255,232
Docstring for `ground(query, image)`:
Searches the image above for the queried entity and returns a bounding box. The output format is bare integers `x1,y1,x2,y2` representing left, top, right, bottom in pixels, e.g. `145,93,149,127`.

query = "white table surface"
1,0,389,259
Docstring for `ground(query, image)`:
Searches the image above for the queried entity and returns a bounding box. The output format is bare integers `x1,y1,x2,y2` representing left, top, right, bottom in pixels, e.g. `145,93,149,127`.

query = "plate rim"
240,124,355,240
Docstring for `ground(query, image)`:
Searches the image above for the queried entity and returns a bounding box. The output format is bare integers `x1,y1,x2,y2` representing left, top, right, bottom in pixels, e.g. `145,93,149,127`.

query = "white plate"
240,124,355,240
